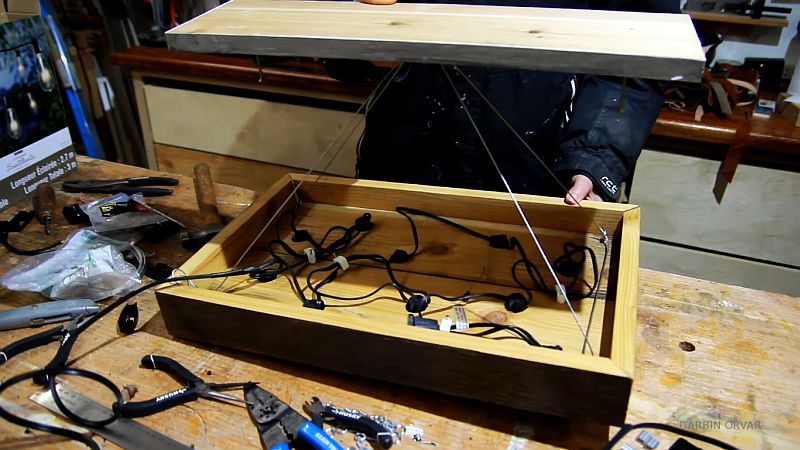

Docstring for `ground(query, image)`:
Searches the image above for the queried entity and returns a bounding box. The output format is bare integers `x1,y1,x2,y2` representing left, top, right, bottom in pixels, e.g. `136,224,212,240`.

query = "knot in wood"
426,243,451,255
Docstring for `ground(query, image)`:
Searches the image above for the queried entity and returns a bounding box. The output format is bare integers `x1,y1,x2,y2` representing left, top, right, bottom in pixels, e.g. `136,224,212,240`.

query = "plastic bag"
0,229,141,300
81,193,169,232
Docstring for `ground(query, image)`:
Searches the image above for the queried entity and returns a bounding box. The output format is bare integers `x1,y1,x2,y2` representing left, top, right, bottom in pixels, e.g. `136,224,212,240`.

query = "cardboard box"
0,1,77,212
777,93,800,127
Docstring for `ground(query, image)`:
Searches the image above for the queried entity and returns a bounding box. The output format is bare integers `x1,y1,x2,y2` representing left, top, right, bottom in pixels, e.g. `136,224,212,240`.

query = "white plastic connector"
439,316,453,332
303,247,316,264
555,283,567,304
333,255,349,271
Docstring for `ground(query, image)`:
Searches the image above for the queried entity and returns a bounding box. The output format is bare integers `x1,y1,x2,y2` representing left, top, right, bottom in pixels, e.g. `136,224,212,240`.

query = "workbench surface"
0,157,797,449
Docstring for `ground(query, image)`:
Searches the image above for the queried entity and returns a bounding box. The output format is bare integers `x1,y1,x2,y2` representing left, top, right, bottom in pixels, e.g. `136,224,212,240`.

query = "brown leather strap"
713,112,751,202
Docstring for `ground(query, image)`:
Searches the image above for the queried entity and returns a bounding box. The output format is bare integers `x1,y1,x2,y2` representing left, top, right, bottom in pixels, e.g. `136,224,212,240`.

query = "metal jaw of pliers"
62,176,179,197
244,384,344,450
112,355,255,417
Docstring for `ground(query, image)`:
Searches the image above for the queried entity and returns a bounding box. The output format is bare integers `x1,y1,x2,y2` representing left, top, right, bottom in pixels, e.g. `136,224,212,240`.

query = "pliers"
62,176,179,197
244,384,345,450
0,315,86,381
112,355,254,417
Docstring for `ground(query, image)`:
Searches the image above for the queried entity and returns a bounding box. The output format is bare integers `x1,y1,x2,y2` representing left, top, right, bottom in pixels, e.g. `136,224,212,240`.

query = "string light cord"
440,65,595,355
452,322,562,350
394,207,600,298
604,422,739,450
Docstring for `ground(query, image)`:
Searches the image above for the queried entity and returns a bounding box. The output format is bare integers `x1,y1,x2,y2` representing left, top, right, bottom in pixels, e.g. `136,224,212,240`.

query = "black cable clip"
354,213,373,232
504,293,529,313
405,294,430,313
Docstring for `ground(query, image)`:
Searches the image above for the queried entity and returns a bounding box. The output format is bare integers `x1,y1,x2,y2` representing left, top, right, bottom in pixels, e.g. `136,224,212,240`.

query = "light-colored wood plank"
166,0,705,82
158,284,632,423
161,174,638,424
292,174,632,235
609,207,640,377
631,269,800,448
629,149,800,267
267,202,612,296
155,144,302,193
144,84,360,177
132,74,158,169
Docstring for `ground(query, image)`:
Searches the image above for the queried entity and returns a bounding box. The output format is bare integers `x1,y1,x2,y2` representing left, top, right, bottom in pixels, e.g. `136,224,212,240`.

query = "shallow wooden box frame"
156,175,640,425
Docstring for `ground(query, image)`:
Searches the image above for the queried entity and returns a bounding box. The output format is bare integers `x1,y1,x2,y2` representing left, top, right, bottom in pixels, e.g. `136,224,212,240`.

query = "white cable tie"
333,255,349,271
439,316,453,332
555,283,567,304
304,247,317,264
170,269,197,287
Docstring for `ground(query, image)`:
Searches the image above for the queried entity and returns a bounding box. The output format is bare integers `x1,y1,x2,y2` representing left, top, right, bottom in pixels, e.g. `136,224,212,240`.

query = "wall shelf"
687,11,789,28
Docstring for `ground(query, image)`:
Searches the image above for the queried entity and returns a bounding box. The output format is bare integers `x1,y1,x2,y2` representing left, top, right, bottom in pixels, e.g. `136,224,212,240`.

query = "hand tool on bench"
0,315,86,384
33,183,56,234
62,176,179,197
245,384,345,450
0,299,100,331
31,383,194,450
180,163,225,250
304,397,394,449
112,355,254,417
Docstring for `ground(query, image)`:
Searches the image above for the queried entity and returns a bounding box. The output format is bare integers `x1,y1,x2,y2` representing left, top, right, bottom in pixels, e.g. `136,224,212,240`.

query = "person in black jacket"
331,0,678,204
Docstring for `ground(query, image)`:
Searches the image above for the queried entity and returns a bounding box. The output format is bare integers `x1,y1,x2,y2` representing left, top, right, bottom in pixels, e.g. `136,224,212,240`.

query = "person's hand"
565,174,603,205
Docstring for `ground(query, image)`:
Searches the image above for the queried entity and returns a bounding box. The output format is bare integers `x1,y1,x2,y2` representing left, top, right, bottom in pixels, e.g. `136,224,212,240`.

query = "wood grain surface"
0,158,797,449
165,0,705,81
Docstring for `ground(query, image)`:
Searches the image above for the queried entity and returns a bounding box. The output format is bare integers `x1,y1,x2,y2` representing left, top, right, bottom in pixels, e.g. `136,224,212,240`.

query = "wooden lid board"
166,0,705,82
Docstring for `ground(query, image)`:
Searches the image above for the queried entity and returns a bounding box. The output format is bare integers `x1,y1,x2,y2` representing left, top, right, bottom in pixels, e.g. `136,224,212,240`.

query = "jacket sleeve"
553,76,666,201
553,0,678,201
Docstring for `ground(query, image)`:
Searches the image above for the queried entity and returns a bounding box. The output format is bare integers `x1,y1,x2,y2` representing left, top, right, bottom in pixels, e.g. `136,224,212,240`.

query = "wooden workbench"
0,157,797,449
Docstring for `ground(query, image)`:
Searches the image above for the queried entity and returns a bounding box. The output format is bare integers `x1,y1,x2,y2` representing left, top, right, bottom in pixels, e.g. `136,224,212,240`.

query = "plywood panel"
145,84,361,176
629,149,800,267
166,0,705,81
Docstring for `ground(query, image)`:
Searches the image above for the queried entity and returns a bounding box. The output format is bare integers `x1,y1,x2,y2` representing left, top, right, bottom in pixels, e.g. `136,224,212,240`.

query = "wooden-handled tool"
33,183,56,235
180,163,225,250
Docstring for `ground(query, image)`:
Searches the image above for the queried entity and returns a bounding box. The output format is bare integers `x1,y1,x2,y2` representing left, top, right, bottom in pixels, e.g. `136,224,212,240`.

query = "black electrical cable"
0,232,62,255
603,422,739,450
0,368,104,450
0,263,277,448
302,208,603,309
453,322,563,349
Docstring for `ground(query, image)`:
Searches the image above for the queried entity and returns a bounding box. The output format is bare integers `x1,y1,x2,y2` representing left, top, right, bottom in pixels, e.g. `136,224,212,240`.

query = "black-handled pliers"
0,315,87,384
112,355,255,417
62,176,179,197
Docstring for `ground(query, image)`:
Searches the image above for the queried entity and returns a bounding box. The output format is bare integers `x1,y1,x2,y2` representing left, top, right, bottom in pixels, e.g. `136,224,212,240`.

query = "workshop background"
36,0,800,297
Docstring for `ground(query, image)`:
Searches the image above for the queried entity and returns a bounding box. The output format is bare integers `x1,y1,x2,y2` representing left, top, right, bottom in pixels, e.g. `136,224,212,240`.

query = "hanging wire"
440,65,595,355
450,65,614,355
214,63,406,290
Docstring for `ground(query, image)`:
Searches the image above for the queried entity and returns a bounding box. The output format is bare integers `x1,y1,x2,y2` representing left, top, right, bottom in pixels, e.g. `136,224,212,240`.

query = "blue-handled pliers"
244,384,344,450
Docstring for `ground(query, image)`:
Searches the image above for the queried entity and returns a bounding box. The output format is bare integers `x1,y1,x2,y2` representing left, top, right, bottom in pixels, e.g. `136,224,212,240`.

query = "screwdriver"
33,183,56,235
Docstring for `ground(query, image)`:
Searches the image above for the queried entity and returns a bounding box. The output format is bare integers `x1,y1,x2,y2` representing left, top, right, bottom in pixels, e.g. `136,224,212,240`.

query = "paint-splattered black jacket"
326,0,679,200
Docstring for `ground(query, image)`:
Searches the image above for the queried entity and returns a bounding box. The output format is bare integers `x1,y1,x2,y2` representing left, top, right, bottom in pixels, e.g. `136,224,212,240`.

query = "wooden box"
156,175,640,425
